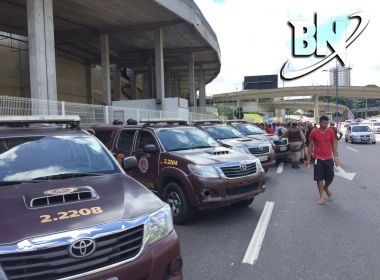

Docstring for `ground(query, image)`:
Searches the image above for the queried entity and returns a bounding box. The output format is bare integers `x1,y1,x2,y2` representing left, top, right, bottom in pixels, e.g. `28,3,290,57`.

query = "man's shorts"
313,158,334,183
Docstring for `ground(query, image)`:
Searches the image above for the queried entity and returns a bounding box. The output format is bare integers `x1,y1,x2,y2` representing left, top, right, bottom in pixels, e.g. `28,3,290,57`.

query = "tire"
373,141,376,144
162,182,193,225
345,137,348,143
350,137,354,144
264,168,268,173
231,198,254,208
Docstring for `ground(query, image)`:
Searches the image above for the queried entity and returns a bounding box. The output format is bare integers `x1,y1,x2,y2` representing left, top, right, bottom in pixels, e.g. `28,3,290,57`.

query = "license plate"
259,156,268,161
280,146,287,152
362,138,369,141
106,278,119,280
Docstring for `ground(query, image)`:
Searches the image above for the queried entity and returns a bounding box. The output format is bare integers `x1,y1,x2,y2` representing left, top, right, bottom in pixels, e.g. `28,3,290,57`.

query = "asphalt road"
175,134,380,280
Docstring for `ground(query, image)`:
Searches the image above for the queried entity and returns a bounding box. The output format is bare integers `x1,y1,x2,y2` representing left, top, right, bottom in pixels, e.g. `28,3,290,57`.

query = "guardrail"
0,96,216,128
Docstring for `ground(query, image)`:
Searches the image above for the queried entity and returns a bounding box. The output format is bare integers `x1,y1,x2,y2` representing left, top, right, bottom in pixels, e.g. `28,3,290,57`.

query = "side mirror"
143,144,157,154
123,156,138,171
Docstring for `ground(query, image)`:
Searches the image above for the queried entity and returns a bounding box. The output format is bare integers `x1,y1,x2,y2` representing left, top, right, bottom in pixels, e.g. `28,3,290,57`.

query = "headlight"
145,204,173,245
188,164,220,178
256,160,265,173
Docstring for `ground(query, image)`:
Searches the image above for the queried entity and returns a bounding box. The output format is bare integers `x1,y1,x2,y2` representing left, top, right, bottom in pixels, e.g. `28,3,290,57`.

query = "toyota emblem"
240,163,247,171
69,239,96,258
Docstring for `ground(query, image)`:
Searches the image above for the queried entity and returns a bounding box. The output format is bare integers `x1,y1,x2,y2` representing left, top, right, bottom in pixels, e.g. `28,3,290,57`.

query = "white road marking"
347,147,358,152
334,166,356,181
276,162,284,174
242,201,274,265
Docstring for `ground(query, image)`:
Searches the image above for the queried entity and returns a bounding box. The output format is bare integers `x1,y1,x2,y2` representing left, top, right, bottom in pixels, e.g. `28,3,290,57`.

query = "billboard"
243,75,278,90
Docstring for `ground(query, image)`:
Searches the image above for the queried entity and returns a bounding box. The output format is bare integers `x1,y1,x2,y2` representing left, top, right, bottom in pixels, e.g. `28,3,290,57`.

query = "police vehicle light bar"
140,118,188,126
192,119,222,125
0,115,81,126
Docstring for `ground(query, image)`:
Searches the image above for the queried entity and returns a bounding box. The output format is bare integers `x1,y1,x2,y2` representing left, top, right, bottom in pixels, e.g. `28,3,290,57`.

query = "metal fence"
0,96,216,128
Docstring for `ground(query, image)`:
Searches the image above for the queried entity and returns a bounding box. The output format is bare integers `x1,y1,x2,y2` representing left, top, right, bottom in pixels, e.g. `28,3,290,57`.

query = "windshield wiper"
32,173,103,180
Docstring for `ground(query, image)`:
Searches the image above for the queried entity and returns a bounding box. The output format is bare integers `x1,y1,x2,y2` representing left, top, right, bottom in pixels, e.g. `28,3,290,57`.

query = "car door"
112,129,136,167
131,130,160,192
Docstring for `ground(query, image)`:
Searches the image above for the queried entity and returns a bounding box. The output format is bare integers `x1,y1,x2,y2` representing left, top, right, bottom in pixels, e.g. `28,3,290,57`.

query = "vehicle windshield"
203,125,244,140
157,127,219,151
373,123,380,126
234,124,266,135
0,135,119,182
352,126,371,132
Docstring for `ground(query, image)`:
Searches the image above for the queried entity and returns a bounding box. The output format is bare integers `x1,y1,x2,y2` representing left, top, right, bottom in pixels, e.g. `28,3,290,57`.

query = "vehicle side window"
116,130,136,151
136,131,158,152
95,130,112,146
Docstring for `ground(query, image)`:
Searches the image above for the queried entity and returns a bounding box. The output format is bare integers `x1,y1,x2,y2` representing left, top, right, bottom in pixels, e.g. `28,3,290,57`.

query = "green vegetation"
244,113,264,122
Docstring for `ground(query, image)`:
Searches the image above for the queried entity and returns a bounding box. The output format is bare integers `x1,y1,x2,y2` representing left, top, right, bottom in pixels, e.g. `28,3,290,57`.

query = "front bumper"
77,231,183,280
352,136,375,143
188,172,265,210
273,145,290,160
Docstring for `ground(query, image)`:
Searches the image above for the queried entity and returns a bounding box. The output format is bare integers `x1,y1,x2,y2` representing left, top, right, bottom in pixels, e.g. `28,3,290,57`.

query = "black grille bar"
220,163,257,178
0,225,144,280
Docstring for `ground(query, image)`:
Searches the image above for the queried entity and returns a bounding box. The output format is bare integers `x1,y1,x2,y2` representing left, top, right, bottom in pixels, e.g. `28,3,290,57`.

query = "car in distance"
93,119,266,224
193,121,275,172
345,124,376,144
228,121,290,162
370,121,380,134
0,116,183,280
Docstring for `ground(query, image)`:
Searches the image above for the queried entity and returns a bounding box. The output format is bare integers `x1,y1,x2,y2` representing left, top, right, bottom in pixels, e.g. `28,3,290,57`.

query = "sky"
193,0,379,96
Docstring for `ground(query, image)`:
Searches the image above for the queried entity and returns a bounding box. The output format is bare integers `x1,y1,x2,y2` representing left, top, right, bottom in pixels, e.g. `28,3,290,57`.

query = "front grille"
272,139,288,146
226,182,259,196
248,146,270,154
220,162,257,178
0,225,144,280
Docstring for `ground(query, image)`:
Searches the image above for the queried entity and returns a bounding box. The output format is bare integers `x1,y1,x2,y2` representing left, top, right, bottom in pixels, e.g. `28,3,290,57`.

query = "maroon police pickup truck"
93,120,266,225
0,116,182,280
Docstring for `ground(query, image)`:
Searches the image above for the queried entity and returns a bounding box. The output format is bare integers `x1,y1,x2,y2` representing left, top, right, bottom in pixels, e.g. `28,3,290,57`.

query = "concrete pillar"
175,73,181,98
100,34,111,105
199,66,206,112
113,66,122,101
144,70,151,99
155,28,165,110
130,73,137,99
189,53,196,111
314,95,319,122
27,0,57,114
86,65,93,104
166,67,172,98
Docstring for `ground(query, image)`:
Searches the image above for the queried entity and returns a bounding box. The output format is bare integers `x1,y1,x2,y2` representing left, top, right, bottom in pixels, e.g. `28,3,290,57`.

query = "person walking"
281,122,305,169
306,116,340,205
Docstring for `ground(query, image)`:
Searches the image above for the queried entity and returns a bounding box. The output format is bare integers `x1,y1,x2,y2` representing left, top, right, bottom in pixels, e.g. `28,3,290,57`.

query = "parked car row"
0,116,290,280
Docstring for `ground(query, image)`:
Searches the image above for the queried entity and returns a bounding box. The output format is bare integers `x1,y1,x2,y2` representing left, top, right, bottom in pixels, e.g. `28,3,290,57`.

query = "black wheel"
350,137,354,144
345,137,348,143
231,198,254,208
264,168,268,173
163,182,193,225
373,141,376,144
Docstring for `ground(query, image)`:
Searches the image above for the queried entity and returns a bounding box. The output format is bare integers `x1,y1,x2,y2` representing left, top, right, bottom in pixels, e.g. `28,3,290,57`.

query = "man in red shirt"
306,116,340,205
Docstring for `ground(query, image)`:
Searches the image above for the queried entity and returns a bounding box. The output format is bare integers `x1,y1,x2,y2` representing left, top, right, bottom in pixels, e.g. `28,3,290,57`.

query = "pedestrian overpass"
213,85,377,121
